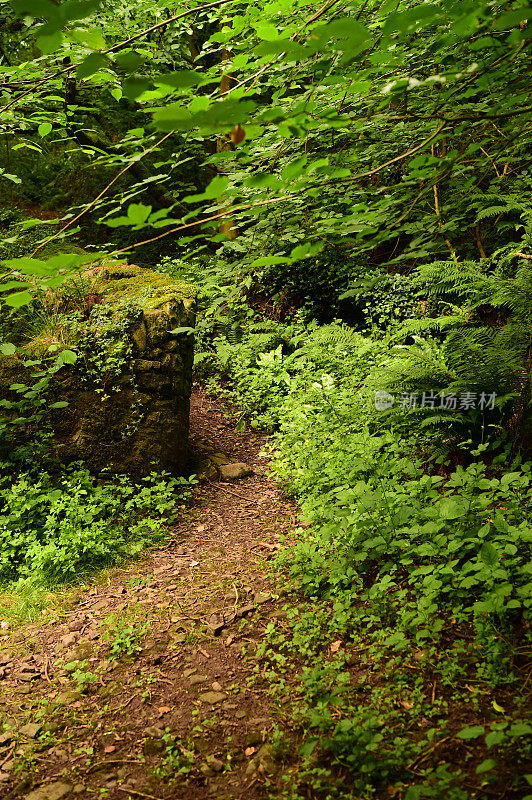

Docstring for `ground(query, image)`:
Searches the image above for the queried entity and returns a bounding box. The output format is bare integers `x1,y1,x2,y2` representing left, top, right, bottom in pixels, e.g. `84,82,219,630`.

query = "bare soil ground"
0,386,300,800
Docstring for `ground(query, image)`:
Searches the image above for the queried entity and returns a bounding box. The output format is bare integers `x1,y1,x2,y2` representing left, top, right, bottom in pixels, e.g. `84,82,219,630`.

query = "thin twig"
0,746,14,769
116,787,165,800
43,655,51,684
116,693,139,711
407,736,452,770
475,222,487,259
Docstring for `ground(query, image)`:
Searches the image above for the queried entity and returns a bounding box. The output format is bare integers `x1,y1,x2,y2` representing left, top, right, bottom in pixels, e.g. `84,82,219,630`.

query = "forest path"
0,386,299,800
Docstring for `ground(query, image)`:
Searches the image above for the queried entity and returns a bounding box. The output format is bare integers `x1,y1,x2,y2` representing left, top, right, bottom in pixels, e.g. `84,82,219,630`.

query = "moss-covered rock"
0,263,197,475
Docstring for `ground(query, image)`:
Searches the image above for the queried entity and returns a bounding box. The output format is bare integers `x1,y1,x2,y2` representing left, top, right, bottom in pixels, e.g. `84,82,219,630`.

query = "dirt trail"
0,387,299,800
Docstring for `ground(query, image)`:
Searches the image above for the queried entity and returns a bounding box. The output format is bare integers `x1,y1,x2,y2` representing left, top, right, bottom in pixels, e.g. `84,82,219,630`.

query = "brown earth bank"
0,385,301,800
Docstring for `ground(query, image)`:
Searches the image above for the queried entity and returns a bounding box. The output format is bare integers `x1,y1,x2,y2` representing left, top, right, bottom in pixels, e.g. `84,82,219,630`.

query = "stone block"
131,322,147,353
133,360,161,372
0,264,198,477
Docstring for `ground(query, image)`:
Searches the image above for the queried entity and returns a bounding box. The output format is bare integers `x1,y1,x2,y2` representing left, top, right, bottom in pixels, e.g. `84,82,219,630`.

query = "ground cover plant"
197,295,532,799
0,465,194,587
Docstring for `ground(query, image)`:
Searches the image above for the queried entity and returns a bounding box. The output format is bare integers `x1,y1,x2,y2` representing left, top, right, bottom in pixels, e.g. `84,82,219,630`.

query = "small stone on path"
53,690,82,707
19,723,41,739
25,781,72,800
199,691,227,704
189,674,207,686
219,463,253,481
205,756,224,772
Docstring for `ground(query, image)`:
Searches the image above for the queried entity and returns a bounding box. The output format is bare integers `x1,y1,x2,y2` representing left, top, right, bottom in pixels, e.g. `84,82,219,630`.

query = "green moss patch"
100,265,196,313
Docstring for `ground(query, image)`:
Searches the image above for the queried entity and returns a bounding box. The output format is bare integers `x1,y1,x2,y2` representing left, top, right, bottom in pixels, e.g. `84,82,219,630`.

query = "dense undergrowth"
0,463,193,588
175,252,532,799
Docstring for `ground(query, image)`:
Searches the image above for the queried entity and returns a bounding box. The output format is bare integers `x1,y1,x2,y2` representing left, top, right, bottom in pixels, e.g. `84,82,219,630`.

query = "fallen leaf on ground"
245,746,256,756
104,745,116,753
158,706,171,715
330,640,342,653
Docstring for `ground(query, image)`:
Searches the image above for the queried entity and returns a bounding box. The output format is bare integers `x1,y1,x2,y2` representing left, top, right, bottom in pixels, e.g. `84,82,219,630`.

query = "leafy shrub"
0,465,194,586
205,299,532,796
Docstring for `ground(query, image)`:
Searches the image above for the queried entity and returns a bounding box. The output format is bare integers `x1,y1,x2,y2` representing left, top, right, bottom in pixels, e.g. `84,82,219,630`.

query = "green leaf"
291,242,324,260
250,256,291,267
383,5,441,36
476,759,496,774
0,343,16,355
480,542,499,567
49,401,69,409
45,253,85,270
1,172,22,184
183,175,229,203
438,498,468,519
11,0,59,17
4,291,33,308
38,122,52,137
114,50,145,72
457,725,485,740
509,723,532,737
255,23,279,41
0,281,31,293
485,730,505,747
281,157,308,181
3,257,49,275
58,349,77,365
127,203,152,225
122,77,152,100
254,39,308,59
299,739,318,758
154,99,256,133
70,27,106,50
244,173,281,190
311,17,369,47
77,52,109,79
37,31,62,54
154,70,203,90
169,327,195,336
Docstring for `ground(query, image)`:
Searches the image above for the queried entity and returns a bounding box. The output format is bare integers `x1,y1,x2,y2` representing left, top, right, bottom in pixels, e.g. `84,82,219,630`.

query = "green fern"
377,258,532,444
